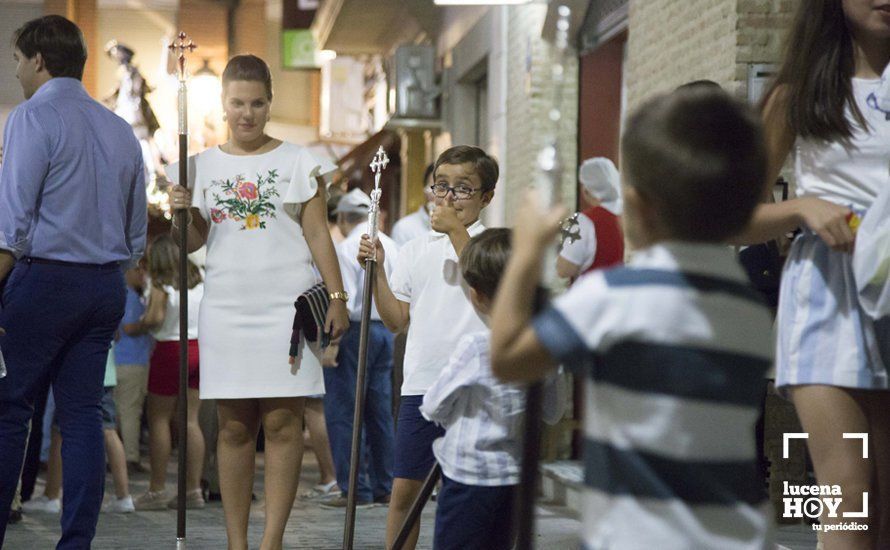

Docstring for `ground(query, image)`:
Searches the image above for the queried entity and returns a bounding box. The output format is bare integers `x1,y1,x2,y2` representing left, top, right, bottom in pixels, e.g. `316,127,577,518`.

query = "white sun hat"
578,157,622,215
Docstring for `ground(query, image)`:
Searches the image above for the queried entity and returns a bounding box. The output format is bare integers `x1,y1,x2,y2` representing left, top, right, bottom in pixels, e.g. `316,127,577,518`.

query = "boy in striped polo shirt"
419,228,564,550
490,87,775,549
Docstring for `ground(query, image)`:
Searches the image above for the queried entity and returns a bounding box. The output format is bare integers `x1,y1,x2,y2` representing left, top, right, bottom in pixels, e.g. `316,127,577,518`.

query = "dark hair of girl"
765,0,865,141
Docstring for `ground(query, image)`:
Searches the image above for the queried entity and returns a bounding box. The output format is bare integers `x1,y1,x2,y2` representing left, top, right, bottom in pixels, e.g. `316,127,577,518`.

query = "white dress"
167,142,336,398
776,77,890,390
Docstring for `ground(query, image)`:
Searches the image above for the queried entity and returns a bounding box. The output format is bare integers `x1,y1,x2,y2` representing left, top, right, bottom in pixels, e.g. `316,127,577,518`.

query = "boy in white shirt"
420,228,564,550
322,188,399,508
358,145,498,549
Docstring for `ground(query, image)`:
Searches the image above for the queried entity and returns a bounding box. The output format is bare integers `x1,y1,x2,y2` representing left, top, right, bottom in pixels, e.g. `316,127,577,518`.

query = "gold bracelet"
329,290,349,302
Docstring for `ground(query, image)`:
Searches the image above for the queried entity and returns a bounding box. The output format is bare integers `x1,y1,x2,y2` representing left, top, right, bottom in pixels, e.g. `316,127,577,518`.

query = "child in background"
102,347,135,512
24,350,135,514
420,228,564,550
358,145,498,549
321,189,398,508
490,87,775,549
116,266,153,473
130,235,206,510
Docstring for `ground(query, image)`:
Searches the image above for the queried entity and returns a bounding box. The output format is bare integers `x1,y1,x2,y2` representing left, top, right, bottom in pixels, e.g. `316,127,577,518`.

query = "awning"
312,0,440,55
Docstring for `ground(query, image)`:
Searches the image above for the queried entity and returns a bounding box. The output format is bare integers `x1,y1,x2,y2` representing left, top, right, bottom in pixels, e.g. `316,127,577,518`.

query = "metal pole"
515,383,543,550
391,464,441,550
343,259,375,550
343,147,389,550
169,32,196,549
514,7,572,549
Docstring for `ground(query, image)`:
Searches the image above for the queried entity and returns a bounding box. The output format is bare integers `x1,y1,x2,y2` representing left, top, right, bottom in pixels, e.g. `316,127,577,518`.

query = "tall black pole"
517,5,572,549
169,32,196,549
343,258,375,549
515,383,544,550
391,464,441,550
343,147,389,550
176,139,188,546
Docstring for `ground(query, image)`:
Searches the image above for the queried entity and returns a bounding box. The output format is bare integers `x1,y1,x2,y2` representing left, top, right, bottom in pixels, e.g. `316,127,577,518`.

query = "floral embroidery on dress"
209,169,280,230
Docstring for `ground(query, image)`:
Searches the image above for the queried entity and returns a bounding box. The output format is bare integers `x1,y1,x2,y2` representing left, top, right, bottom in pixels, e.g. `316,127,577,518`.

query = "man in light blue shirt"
0,15,146,548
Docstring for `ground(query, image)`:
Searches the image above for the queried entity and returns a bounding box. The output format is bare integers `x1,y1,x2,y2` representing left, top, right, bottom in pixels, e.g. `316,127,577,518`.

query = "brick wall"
625,0,737,110
734,0,797,98
504,4,578,226
625,0,798,111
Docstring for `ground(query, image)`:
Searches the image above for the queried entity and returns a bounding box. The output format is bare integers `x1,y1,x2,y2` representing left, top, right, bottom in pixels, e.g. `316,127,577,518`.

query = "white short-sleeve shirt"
335,225,398,322
391,206,431,247
389,221,487,395
559,213,597,272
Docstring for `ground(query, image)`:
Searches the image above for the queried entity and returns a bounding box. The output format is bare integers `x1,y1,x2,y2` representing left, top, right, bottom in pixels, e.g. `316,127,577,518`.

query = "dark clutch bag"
290,283,330,357
738,240,784,309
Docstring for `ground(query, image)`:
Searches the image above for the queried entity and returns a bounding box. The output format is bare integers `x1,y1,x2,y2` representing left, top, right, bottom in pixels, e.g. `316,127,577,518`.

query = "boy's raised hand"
430,195,463,235
514,189,568,257
357,234,385,268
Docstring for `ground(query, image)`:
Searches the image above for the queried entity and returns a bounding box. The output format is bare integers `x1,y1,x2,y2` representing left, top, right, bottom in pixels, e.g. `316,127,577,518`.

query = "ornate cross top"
168,32,197,81
369,147,389,178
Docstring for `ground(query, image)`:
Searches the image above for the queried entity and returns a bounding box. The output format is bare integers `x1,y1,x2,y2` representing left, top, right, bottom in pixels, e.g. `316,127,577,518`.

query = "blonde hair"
146,235,202,290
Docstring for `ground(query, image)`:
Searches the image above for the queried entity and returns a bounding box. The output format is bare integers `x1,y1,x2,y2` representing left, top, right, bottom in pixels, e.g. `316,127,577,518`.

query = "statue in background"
104,40,166,190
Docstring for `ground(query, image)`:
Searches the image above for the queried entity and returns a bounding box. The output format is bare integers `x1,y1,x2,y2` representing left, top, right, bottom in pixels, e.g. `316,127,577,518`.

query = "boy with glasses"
357,145,497,549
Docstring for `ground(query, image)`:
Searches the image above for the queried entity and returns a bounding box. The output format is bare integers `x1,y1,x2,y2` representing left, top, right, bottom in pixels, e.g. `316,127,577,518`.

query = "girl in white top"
741,1,890,546
128,235,206,510
168,55,348,549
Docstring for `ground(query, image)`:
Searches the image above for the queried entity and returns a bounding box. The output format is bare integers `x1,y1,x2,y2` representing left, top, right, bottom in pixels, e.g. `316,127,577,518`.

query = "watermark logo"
782,432,869,532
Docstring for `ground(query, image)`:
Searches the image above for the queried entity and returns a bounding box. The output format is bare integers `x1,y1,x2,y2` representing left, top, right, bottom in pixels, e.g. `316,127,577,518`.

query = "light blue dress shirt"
0,78,146,265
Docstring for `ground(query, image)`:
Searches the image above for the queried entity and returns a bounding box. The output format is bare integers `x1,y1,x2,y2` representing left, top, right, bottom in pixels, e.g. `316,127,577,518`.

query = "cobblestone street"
4,454,582,549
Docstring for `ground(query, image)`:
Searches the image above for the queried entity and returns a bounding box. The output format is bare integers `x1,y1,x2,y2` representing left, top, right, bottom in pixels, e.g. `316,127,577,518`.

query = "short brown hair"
461,228,548,311
14,15,86,80
222,54,273,100
434,146,499,193
621,87,767,242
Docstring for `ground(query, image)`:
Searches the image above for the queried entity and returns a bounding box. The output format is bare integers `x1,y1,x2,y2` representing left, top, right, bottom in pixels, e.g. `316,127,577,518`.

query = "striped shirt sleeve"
532,273,610,373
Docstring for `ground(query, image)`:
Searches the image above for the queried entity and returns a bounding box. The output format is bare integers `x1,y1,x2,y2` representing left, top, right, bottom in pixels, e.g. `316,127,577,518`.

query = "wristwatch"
329,291,349,302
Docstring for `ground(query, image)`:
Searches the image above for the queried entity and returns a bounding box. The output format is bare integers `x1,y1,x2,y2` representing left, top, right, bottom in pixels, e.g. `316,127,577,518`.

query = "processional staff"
517,6,573,550
342,147,389,550
168,31,196,550
390,8,576,550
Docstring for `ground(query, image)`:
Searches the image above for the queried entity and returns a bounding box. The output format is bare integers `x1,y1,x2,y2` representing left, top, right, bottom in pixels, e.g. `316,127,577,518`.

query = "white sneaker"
300,480,339,501
22,495,61,513
105,495,135,513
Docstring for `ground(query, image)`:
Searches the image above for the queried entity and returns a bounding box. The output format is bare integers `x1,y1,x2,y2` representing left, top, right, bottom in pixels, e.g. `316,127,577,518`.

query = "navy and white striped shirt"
532,242,774,550
420,331,565,486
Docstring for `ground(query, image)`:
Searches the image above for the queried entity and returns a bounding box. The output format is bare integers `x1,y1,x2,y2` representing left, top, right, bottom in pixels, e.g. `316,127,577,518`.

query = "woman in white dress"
740,1,890,547
169,55,349,549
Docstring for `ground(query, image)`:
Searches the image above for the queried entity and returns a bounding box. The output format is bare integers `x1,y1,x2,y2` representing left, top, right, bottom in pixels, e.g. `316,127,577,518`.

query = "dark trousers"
433,475,517,550
323,321,395,502
20,384,49,501
0,261,125,549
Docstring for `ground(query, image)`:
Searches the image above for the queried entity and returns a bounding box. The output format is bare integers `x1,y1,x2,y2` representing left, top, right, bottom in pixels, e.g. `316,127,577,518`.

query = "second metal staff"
343,147,389,550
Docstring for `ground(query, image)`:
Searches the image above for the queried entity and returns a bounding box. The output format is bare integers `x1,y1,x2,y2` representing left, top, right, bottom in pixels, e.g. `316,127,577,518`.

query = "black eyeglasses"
429,183,480,201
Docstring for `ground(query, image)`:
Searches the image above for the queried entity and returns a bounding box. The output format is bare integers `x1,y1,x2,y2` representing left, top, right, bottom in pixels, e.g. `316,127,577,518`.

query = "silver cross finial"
370,147,389,176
